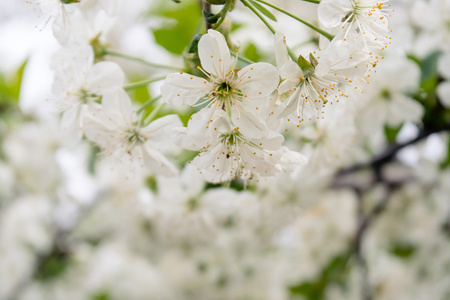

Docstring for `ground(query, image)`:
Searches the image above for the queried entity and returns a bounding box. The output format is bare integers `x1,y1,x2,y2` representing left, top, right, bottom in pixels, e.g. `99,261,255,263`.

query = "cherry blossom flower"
83,89,182,177
27,0,81,45
318,0,393,51
271,33,368,125
161,29,279,143
185,111,305,183
51,46,124,140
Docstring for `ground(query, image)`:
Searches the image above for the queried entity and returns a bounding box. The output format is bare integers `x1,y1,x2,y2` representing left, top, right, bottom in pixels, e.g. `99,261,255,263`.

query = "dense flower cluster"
1,0,450,299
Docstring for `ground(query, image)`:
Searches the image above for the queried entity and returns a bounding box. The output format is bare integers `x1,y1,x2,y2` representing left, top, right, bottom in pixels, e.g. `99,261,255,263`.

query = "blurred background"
0,0,449,299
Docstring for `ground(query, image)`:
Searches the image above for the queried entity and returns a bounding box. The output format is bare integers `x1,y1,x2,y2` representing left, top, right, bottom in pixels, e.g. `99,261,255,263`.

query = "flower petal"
318,0,353,28
231,104,268,139
141,114,183,141
187,104,218,147
161,73,213,106
198,29,231,76
101,88,135,127
142,146,179,177
252,131,284,151
437,81,450,108
236,62,279,99
60,106,83,141
274,32,290,69
86,61,125,93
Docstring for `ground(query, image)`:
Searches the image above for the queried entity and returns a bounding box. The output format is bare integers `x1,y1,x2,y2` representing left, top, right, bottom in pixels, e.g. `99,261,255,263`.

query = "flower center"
126,129,146,144
78,89,100,104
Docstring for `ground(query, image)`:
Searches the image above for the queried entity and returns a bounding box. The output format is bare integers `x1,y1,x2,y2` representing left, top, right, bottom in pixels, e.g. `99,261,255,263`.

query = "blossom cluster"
24,0,396,184
1,0,450,299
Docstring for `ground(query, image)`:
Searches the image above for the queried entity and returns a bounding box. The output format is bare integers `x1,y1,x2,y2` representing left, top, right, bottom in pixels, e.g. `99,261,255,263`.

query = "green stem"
300,0,321,4
241,0,276,34
212,0,233,30
145,101,166,125
230,51,255,65
138,95,162,113
241,0,297,61
104,50,183,71
253,0,334,41
123,76,166,91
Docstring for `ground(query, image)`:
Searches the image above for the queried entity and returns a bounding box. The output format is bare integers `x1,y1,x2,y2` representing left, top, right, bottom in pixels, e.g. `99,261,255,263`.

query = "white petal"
438,53,450,80
173,127,199,151
86,61,125,93
236,63,279,99
198,29,231,76
161,73,213,106
192,144,233,183
187,104,218,147
252,131,284,151
279,146,308,167
240,146,279,177
101,89,135,127
272,88,301,119
52,8,72,45
60,106,83,141
141,114,183,141
318,0,353,28
387,94,424,127
142,146,178,177
83,114,116,149
274,32,290,69
437,81,450,108
231,104,268,139
279,61,302,82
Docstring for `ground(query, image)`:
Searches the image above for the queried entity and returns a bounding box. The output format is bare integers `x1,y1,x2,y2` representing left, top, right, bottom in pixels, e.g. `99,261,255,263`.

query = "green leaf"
389,242,416,258
149,0,202,55
248,0,277,22
91,292,111,300
421,51,441,82
309,53,318,68
440,138,450,169
289,253,351,300
188,34,202,54
384,124,403,144
34,245,70,281
297,55,314,77
203,10,220,24
243,43,262,62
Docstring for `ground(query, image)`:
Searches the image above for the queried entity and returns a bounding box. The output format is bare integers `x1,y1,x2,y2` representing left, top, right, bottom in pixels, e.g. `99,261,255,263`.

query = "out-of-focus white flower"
357,54,423,134
51,46,124,140
410,0,450,55
26,0,80,45
318,0,393,51
161,29,279,141
437,51,450,108
3,119,65,193
81,243,171,300
0,196,53,298
83,89,182,177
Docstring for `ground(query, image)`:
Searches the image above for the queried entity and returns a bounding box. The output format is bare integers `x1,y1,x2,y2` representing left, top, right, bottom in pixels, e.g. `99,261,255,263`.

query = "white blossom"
437,51,450,108
161,29,279,142
318,0,393,51
186,111,305,183
83,89,182,177
51,46,124,140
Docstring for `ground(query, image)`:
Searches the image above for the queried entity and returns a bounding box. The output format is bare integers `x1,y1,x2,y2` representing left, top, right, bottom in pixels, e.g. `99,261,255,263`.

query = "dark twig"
337,124,450,181
333,124,450,300
202,0,213,30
